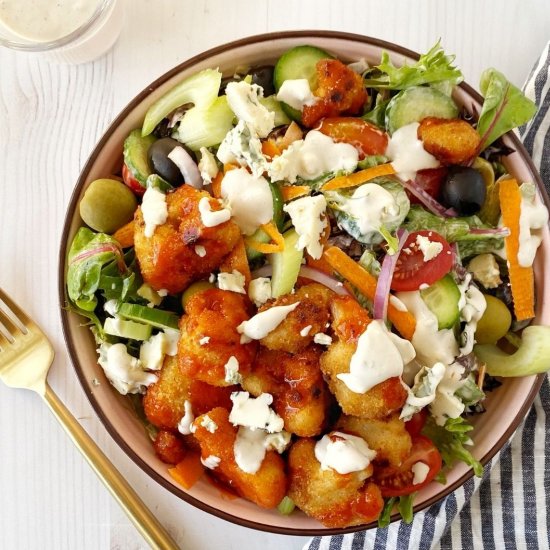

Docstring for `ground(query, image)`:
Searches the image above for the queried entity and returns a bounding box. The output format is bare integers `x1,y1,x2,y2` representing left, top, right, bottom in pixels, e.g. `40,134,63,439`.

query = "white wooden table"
1,1,549,548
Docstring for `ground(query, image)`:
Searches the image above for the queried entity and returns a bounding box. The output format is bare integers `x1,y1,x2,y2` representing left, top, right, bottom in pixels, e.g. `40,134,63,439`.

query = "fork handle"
43,383,181,550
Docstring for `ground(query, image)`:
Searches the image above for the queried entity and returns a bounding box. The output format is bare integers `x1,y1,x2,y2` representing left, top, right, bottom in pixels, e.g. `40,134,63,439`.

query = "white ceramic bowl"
59,31,550,535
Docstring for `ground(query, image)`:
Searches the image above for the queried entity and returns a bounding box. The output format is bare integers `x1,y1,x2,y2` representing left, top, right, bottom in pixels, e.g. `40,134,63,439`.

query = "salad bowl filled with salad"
60,31,550,534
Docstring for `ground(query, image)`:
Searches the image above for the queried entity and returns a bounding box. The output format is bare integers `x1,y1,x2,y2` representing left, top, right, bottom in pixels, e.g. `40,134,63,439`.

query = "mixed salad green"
66,40,550,527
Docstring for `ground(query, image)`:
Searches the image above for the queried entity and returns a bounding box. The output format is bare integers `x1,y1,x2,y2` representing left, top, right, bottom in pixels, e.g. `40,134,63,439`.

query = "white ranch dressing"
457,275,487,356
229,392,284,433
430,362,468,425
268,130,358,184
338,183,401,236
385,122,440,181
411,461,430,485
276,79,318,111
220,168,273,235
517,182,549,267
233,427,291,474
396,291,458,366
198,196,231,227
314,432,376,474
337,319,415,394
141,187,168,238
0,0,99,42
177,401,194,435
201,455,221,470
237,302,300,342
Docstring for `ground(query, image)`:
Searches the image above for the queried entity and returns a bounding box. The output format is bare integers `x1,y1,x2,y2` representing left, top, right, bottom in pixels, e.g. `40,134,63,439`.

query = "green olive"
181,280,215,309
475,294,512,345
79,178,137,233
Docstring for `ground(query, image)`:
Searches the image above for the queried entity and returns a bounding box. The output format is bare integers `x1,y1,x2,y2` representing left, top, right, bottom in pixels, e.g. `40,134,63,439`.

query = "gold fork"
0,287,180,550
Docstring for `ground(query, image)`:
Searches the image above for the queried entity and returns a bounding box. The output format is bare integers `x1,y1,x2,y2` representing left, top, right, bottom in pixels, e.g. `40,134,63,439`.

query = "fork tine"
0,288,29,334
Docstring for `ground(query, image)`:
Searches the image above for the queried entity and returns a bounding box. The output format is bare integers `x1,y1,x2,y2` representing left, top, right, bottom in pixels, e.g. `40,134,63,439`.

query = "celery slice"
173,96,235,151
142,68,222,136
474,325,550,376
270,229,303,298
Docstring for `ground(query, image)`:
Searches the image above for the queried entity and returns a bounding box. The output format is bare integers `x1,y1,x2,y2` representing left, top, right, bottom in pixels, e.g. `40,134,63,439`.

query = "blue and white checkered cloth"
304,41,550,550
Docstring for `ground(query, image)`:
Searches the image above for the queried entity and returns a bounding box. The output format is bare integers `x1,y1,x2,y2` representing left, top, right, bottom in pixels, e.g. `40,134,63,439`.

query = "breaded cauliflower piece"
319,295,407,419
242,346,332,437
335,413,412,468
288,438,383,528
134,184,241,293
259,283,333,354
178,288,257,386
193,407,287,509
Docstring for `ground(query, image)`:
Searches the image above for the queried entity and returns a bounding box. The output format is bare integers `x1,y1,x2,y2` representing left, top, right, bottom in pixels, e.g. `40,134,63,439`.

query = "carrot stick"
281,185,311,202
168,452,204,490
112,220,135,248
499,178,535,321
322,163,396,191
261,139,282,158
220,236,251,286
211,171,223,198
322,246,416,340
244,221,285,254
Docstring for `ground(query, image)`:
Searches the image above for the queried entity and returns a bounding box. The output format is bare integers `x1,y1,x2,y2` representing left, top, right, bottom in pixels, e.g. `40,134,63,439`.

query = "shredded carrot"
220,236,251,286
168,452,204,490
244,221,285,254
210,171,223,198
305,216,333,274
223,163,239,172
499,178,535,321
322,246,416,340
322,163,396,191
112,220,135,248
261,139,282,159
281,185,311,202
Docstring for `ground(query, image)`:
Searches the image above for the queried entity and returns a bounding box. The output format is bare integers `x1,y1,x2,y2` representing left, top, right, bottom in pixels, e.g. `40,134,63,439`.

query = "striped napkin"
304,41,550,550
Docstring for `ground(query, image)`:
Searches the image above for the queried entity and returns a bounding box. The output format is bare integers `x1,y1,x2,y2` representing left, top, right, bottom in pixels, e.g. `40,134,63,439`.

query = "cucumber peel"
474,325,550,377
123,129,157,186
103,317,152,341
270,229,303,298
118,303,179,330
420,275,461,330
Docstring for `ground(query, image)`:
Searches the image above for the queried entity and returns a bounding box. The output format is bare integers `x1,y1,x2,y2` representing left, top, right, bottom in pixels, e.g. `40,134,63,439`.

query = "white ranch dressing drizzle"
141,187,168,238
314,432,376,474
237,302,300,342
411,461,430,485
385,122,439,181
198,196,231,227
517,182,549,267
229,392,284,433
337,319,415,394
0,0,99,42
276,79,318,111
220,168,273,235
338,183,401,236
396,290,458,366
177,401,194,435
233,427,291,474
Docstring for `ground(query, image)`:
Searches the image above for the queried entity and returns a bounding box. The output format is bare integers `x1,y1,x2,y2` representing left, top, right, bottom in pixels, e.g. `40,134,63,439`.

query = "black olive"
147,138,185,186
251,65,275,96
441,166,486,215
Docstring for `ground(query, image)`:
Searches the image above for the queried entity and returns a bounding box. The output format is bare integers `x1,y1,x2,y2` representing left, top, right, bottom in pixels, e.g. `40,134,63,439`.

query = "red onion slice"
71,243,126,272
168,145,203,189
373,229,409,321
400,178,458,217
469,227,510,237
251,265,350,296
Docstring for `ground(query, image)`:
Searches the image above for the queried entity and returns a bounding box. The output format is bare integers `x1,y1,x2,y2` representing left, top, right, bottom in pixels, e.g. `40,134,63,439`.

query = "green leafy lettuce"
363,40,463,90
422,416,484,477
477,68,537,151
378,494,417,528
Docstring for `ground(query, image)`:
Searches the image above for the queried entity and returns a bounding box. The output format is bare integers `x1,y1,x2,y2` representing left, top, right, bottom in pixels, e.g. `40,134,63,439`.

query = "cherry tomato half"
317,117,388,159
122,163,146,196
404,409,428,438
408,167,448,204
374,435,442,497
390,230,453,292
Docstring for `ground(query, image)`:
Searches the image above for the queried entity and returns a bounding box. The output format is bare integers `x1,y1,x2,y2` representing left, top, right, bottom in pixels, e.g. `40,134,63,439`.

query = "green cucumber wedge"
123,129,156,187
420,274,461,330
103,317,153,341
385,86,459,134
270,229,304,298
273,45,333,121
118,303,179,330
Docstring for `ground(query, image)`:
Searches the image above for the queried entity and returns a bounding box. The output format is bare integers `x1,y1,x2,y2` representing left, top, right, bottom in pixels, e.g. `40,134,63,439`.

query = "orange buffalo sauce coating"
302,59,367,128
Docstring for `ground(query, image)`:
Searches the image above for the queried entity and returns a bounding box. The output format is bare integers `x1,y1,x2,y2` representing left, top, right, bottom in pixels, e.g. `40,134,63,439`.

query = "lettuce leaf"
477,68,537,151
67,228,128,312
363,40,463,90
377,494,417,528
422,416,484,477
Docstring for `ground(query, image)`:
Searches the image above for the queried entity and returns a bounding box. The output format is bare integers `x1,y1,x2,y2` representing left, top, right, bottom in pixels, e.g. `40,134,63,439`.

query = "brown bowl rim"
58,29,548,536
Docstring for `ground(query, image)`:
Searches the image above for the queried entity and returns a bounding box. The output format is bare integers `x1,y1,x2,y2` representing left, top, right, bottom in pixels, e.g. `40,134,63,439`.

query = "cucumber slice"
385,86,459,134
270,229,304,298
273,45,333,121
146,173,174,193
104,317,152,341
118,303,179,330
259,95,292,126
420,274,461,329
142,68,222,136
123,129,157,187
